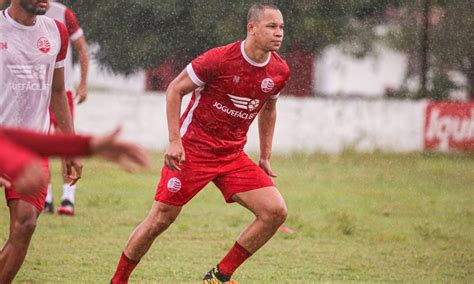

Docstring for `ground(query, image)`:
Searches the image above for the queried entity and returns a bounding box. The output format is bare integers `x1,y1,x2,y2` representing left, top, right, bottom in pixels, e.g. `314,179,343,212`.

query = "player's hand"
13,160,47,198
89,127,150,172
165,140,185,172
65,157,83,185
0,175,11,188
259,159,277,177
76,83,87,104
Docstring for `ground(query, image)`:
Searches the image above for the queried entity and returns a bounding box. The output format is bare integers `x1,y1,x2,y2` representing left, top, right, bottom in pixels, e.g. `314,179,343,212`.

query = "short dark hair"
247,2,280,24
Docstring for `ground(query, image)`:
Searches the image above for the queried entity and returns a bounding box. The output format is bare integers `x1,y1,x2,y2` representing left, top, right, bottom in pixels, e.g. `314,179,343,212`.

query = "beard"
19,0,48,15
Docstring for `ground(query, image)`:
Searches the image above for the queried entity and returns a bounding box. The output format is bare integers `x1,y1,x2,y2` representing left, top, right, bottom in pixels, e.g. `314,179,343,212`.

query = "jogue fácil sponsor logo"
227,94,260,111
424,102,474,151
5,64,50,92
213,100,258,120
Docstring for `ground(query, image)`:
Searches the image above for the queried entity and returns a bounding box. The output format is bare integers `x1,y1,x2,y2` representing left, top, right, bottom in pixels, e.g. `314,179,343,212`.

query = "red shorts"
155,151,275,206
50,90,74,128
4,158,49,211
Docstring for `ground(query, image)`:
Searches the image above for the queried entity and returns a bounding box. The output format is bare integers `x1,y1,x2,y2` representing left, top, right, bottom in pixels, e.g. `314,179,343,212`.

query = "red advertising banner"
424,101,474,151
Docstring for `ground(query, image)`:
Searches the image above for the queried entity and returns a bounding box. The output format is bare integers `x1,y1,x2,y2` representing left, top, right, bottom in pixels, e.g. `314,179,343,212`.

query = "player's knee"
148,221,170,237
147,215,176,236
261,204,287,226
13,217,37,238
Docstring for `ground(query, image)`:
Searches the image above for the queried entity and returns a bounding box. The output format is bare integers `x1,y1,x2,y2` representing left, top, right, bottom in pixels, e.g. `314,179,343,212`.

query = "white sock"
61,183,76,204
45,184,53,203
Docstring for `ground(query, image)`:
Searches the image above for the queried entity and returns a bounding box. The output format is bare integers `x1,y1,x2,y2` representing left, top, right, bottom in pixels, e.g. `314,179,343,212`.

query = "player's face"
19,0,48,15
251,9,284,52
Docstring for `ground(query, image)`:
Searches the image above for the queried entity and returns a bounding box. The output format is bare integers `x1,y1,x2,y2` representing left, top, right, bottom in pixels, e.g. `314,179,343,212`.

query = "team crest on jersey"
167,177,182,192
227,94,260,111
261,78,274,93
0,42,7,50
37,37,51,53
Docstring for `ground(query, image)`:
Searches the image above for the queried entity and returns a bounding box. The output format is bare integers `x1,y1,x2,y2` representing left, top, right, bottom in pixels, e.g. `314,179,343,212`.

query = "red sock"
217,242,252,277
111,252,140,284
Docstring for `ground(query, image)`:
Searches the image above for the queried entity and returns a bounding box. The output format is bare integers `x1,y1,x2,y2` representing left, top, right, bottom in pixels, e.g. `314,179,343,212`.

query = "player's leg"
112,157,213,283
232,186,287,251
44,108,57,213
204,154,287,282
0,200,41,283
56,159,76,215
110,201,181,284
203,187,287,283
44,168,54,213
57,91,76,216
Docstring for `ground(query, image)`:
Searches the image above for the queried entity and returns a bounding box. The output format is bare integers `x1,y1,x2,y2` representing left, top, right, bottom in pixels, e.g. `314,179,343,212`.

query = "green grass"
1,152,473,283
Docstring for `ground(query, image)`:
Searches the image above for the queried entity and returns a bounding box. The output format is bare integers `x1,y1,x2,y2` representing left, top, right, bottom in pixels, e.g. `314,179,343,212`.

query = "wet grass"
1,151,472,283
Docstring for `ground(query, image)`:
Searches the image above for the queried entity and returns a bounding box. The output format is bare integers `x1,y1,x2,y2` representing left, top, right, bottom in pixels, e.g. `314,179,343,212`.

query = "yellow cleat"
202,267,237,284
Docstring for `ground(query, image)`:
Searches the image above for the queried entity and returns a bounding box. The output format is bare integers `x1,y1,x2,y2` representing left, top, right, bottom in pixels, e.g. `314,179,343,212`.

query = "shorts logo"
227,94,260,111
261,78,274,93
37,37,51,53
167,177,182,192
0,42,7,50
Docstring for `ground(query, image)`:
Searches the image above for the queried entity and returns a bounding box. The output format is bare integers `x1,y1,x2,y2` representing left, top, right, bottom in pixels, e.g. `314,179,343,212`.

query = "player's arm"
1,127,148,172
53,19,83,184
258,98,277,177
65,7,89,103
1,127,91,156
164,69,199,171
50,67,83,184
72,36,89,104
50,67,74,134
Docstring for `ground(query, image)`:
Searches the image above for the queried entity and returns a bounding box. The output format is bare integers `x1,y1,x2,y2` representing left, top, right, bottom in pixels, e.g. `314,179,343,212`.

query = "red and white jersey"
182,40,290,157
0,8,68,133
46,1,83,90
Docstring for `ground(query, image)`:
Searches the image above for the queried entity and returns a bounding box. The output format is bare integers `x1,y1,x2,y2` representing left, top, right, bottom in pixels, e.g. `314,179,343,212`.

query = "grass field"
1,152,473,283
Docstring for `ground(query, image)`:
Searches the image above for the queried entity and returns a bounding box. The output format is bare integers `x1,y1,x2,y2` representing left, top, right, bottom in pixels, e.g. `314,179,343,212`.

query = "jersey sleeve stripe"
186,63,205,87
55,60,65,69
69,28,84,41
180,89,203,137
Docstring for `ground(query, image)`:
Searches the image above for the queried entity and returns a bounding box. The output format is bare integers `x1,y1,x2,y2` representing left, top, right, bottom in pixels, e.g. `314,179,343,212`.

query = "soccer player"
111,3,290,283
0,127,149,197
0,0,81,282
45,0,89,215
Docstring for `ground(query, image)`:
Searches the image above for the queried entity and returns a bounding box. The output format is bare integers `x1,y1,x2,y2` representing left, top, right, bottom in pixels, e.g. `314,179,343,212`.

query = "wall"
75,92,428,154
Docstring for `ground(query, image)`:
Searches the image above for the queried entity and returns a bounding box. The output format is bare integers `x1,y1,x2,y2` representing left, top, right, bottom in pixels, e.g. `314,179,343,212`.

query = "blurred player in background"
0,127,149,197
45,0,89,215
0,126,149,282
111,3,290,283
0,0,82,281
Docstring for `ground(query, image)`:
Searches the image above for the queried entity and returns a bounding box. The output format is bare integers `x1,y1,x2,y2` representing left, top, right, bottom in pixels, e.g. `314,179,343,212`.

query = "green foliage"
1,152,472,282
385,0,473,100
61,0,401,74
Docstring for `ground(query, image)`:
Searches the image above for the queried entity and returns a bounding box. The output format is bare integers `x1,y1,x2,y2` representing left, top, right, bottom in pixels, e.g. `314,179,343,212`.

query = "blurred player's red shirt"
183,40,290,158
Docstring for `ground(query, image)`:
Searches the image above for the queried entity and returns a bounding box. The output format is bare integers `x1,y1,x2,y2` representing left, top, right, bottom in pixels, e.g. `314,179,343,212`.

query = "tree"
386,0,473,100
431,1,473,100
64,0,401,95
